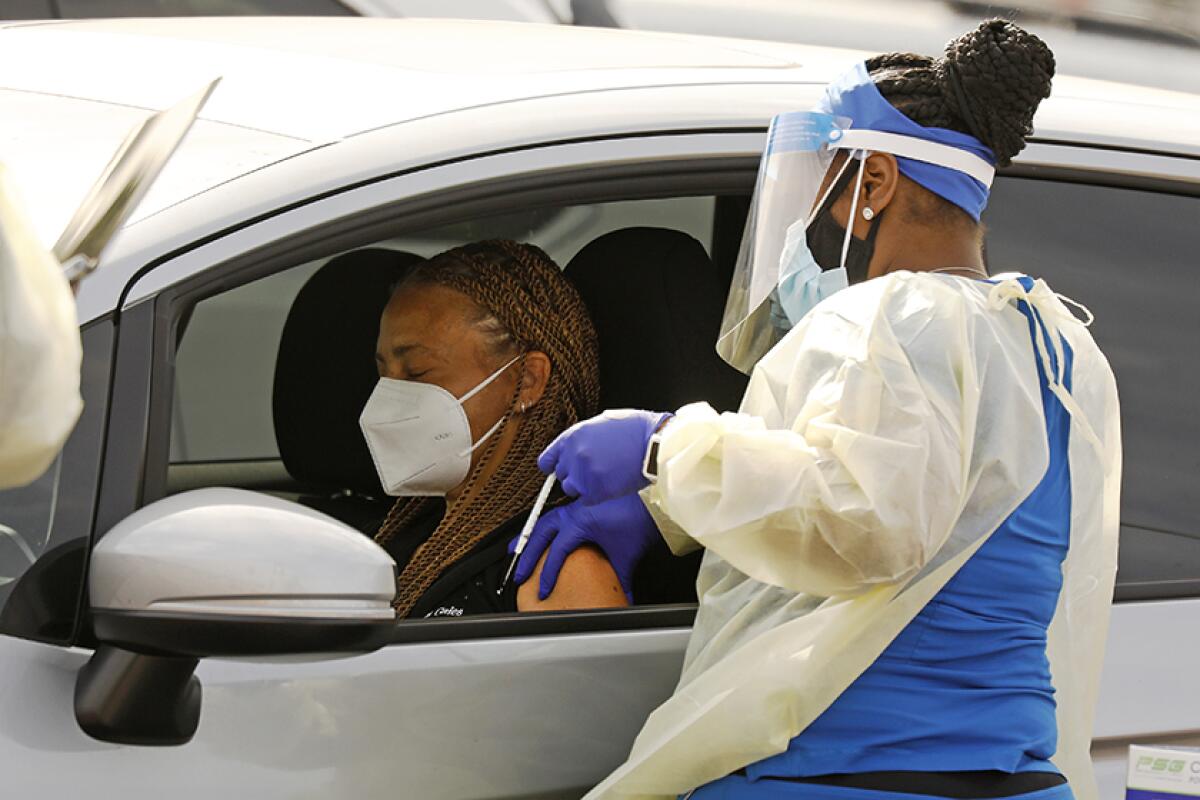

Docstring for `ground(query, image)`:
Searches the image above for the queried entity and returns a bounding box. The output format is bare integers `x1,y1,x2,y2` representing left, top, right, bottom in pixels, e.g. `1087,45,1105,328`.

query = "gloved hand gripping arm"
510,493,661,602
512,409,670,599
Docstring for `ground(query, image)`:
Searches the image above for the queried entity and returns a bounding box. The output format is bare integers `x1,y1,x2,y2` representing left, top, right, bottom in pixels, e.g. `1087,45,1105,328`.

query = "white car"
0,17,1197,800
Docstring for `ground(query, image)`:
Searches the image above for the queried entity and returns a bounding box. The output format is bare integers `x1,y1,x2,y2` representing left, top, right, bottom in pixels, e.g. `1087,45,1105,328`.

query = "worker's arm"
642,273,1045,597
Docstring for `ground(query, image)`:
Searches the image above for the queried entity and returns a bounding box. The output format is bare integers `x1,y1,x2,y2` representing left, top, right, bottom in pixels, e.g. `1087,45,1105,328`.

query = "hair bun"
937,19,1055,167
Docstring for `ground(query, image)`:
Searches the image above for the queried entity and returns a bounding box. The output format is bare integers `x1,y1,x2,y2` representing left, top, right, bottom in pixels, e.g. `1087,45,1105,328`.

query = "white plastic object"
0,164,82,489
90,488,396,621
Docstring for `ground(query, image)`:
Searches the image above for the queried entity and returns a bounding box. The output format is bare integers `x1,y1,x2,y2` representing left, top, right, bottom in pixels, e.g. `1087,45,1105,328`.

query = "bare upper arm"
516,544,628,612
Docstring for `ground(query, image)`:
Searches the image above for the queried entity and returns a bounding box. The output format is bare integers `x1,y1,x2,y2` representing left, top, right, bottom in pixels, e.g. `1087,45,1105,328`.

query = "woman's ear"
849,152,899,240
518,351,552,411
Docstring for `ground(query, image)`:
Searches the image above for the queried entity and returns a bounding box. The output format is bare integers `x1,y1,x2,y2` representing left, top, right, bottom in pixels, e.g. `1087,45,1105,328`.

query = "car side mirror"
74,488,396,745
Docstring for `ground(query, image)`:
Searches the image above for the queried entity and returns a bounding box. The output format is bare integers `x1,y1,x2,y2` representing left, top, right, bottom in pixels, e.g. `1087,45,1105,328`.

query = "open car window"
168,196,717,470
162,192,735,617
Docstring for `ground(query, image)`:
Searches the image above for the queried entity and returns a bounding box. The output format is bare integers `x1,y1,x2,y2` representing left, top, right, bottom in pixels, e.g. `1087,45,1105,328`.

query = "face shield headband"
818,60,997,222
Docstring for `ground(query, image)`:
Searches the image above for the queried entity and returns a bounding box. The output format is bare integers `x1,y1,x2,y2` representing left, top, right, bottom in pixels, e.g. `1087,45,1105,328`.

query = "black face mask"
805,163,883,286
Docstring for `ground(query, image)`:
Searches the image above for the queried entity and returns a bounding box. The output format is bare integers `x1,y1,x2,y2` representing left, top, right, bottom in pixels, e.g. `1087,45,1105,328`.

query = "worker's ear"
847,152,899,240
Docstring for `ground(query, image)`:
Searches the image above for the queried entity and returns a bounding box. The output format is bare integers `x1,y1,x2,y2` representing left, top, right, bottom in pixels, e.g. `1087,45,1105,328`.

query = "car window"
54,0,354,16
161,193,721,615
983,176,1200,599
0,458,61,597
169,196,716,466
0,323,112,643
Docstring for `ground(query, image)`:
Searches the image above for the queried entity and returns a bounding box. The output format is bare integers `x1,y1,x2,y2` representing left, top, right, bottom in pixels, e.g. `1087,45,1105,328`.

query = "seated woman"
360,239,626,618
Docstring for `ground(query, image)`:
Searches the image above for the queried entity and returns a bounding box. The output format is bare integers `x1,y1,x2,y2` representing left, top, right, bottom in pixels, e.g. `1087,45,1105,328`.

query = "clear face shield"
716,111,854,373
717,108,1000,374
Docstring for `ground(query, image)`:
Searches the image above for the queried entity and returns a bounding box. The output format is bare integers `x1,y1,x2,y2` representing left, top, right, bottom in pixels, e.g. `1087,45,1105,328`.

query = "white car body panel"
0,629,691,798
116,131,765,312
2,601,1193,798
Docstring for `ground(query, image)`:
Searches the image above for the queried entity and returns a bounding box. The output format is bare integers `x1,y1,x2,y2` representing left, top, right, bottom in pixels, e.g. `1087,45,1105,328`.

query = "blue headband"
817,61,996,221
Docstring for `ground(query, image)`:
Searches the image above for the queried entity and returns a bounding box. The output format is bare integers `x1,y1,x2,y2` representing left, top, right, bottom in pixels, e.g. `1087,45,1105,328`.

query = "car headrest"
565,227,747,414
272,248,422,496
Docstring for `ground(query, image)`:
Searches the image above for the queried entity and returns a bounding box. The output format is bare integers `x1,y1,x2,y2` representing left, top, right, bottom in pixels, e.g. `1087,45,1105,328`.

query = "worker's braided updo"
867,19,1055,168
375,239,600,617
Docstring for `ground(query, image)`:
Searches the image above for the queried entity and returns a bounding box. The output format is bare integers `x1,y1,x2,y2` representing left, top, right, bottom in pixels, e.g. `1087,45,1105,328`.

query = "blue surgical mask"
774,152,880,327
774,219,849,327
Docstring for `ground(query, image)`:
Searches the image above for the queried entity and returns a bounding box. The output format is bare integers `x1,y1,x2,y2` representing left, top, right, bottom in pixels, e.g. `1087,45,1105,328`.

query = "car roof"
3,17,1197,319
0,17,843,244
6,16,1197,140
0,17,830,140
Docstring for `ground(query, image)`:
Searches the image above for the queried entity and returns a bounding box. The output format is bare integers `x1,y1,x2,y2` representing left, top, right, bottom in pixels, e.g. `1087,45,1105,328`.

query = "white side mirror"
90,487,395,631
77,488,396,746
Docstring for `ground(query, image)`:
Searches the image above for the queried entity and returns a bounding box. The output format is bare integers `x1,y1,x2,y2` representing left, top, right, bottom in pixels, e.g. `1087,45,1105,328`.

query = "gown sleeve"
641,273,1013,597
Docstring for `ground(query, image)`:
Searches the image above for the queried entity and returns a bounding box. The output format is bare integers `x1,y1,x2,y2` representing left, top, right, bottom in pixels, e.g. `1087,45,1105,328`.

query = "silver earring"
862,207,875,221
520,402,528,413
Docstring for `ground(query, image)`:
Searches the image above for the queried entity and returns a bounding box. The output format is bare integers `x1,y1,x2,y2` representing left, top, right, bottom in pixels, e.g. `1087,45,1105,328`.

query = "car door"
0,130,758,799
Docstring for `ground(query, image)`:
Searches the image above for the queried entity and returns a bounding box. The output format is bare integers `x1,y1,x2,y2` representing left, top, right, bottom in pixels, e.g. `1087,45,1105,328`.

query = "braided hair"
375,240,600,617
868,19,1055,170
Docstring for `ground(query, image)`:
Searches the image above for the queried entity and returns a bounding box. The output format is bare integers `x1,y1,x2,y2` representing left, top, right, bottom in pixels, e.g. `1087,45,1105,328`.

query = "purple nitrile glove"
537,409,670,505
509,493,660,602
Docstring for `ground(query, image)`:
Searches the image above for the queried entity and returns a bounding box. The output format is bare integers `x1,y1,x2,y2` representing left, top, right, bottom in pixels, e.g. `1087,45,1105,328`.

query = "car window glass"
983,177,1200,599
163,194,719,614
169,196,716,466
55,0,353,16
0,458,62,595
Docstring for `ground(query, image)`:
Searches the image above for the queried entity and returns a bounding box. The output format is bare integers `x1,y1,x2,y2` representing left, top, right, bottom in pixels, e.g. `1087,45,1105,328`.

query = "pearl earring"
862,207,875,221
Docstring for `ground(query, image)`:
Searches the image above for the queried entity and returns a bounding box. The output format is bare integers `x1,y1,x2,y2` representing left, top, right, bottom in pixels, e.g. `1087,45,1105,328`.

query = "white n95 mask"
359,355,520,496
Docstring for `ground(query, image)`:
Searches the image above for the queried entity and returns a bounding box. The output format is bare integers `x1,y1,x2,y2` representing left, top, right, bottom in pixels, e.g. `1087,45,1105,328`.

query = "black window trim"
0,318,115,647
90,135,1200,650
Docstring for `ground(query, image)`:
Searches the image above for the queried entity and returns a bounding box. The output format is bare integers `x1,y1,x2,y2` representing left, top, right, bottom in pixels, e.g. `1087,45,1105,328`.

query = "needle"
499,472,557,594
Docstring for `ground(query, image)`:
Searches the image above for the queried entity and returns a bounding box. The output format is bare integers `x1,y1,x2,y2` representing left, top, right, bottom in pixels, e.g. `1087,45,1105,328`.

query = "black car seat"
565,227,748,604
272,248,422,533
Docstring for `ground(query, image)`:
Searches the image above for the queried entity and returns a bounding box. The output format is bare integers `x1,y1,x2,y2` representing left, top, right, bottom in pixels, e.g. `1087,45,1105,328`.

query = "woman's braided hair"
374,239,600,617
867,19,1055,168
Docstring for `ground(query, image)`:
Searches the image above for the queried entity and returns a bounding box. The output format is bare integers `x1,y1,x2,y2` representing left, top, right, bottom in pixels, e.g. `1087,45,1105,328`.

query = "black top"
379,500,524,619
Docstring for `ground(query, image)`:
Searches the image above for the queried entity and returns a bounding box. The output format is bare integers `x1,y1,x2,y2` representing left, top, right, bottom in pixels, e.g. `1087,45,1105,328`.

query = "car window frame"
93,132,1200,650
93,132,759,646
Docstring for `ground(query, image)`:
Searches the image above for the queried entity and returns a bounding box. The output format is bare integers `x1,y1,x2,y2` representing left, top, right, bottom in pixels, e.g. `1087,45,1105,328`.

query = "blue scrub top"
699,280,1077,798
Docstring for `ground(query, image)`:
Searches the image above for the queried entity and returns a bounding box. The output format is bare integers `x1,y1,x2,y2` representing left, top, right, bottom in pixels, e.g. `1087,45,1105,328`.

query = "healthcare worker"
513,20,1121,800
